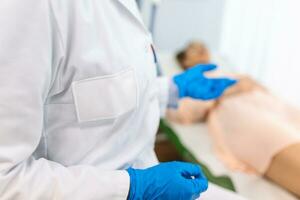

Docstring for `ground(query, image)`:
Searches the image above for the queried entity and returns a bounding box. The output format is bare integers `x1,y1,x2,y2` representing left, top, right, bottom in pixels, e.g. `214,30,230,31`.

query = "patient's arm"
205,70,266,99
166,75,264,124
166,98,215,124
266,143,300,197
221,76,266,98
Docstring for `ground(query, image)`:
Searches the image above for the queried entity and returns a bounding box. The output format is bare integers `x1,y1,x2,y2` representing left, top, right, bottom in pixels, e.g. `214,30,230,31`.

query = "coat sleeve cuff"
156,76,170,117
112,170,131,200
156,76,180,117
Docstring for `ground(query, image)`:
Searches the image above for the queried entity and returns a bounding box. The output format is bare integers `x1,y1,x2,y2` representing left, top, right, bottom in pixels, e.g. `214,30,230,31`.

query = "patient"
167,41,300,197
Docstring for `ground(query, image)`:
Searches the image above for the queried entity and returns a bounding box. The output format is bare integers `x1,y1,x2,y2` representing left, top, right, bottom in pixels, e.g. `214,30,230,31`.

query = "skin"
180,42,211,70
265,143,300,197
176,42,300,197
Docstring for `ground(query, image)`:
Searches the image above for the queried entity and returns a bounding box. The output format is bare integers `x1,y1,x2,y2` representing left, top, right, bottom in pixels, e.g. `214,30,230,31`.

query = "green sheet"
159,119,236,192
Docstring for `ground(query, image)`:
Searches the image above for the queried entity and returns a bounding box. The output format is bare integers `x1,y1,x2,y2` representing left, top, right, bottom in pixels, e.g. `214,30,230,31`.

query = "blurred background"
140,0,300,106
137,1,300,200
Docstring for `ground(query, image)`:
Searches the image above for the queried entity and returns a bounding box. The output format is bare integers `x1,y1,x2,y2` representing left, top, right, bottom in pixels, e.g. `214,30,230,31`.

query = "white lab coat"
0,0,169,199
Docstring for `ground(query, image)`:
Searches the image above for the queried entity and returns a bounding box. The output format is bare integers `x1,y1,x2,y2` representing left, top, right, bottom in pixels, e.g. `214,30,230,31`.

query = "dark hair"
176,50,186,66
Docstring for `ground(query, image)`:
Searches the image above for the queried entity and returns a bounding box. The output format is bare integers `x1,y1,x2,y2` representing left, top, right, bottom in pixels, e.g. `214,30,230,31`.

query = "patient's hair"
176,51,187,69
176,41,211,71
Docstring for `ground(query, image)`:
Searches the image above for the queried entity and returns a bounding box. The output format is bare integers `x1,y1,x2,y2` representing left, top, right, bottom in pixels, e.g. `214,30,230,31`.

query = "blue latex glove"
173,64,237,100
127,161,208,200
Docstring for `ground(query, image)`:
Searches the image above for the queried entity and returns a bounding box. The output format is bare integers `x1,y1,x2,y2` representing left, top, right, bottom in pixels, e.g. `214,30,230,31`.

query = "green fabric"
159,119,236,192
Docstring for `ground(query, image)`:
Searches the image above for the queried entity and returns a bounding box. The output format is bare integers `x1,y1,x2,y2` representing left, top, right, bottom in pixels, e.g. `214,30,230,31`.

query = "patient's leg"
265,143,300,197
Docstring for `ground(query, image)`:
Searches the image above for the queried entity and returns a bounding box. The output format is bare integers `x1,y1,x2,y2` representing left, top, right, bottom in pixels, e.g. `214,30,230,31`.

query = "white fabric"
0,0,165,199
200,184,247,200
157,76,170,116
72,69,138,122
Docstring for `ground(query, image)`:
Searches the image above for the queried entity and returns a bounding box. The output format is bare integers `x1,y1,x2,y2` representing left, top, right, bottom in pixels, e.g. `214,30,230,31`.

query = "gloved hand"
173,64,237,100
126,161,208,200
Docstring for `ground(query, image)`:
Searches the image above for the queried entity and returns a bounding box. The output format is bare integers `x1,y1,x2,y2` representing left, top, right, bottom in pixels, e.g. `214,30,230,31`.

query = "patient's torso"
209,89,300,173
167,88,300,174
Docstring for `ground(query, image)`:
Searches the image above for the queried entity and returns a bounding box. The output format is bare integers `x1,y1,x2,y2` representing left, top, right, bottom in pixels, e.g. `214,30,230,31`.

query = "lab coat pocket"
72,68,138,123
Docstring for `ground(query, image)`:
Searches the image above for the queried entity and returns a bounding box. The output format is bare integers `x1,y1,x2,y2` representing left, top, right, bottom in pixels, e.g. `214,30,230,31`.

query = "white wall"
220,0,300,106
141,0,225,52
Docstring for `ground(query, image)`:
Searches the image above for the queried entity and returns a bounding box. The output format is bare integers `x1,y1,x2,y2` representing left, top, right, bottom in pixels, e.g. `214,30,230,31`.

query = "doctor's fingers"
196,64,218,73
184,176,209,196
180,163,206,179
187,64,217,76
216,78,238,88
203,79,237,100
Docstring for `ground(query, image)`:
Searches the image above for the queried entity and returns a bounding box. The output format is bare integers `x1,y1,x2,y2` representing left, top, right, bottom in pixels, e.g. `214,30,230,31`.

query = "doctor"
0,0,236,199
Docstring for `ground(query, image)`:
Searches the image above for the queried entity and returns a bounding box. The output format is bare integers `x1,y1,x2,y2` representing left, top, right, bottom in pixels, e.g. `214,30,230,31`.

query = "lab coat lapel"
115,0,148,32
